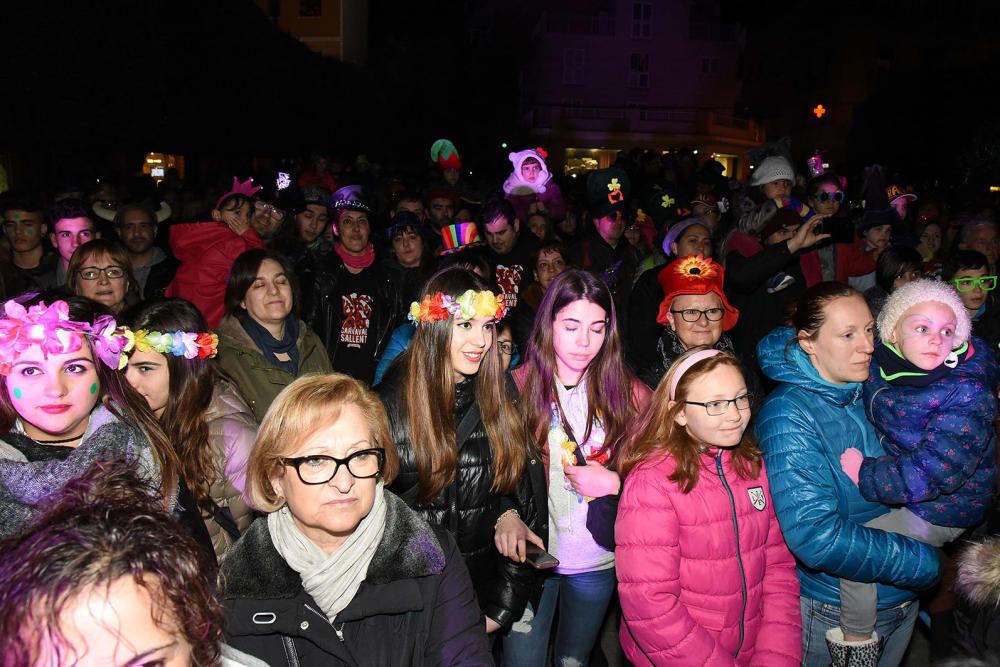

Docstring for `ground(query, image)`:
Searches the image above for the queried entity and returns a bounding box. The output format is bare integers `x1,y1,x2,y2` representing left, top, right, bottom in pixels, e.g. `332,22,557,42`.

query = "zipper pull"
334,622,345,642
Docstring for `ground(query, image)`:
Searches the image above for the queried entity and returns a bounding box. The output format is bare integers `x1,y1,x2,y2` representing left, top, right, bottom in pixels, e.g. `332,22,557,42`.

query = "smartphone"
524,543,560,570
822,216,855,244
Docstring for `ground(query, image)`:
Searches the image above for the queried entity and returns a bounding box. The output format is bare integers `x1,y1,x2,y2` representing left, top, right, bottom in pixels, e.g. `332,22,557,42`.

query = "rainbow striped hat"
440,222,483,255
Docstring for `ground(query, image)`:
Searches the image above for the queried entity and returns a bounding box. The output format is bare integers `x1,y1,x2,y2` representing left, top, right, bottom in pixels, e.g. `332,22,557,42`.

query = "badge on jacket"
748,486,766,511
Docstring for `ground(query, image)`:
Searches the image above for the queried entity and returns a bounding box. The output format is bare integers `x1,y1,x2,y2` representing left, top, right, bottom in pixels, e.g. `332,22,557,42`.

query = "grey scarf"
268,482,387,621
0,404,161,539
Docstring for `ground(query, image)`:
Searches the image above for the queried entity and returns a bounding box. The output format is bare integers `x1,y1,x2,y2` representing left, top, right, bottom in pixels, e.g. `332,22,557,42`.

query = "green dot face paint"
89,383,98,395
12,388,22,400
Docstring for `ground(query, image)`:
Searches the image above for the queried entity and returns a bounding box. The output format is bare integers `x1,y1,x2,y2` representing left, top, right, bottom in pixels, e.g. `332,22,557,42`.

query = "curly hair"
0,459,222,666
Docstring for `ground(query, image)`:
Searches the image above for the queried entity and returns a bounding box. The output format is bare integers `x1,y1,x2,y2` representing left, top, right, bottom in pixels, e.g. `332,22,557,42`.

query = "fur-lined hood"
957,537,1000,608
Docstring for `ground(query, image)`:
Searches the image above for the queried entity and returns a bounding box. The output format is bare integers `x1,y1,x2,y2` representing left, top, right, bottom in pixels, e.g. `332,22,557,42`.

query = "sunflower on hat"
655,255,739,329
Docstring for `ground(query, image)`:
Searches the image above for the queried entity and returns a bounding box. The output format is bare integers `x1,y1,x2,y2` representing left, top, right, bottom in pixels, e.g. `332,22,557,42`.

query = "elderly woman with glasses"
219,373,491,666
66,239,138,315
640,256,759,404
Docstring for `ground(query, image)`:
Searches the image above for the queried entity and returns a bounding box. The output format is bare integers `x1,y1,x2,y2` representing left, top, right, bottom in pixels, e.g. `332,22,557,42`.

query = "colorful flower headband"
132,329,219,360
408,290,506,325
0,300,134,374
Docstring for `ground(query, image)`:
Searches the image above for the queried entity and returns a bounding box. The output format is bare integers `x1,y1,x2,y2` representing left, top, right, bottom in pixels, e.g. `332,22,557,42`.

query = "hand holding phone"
524,543,560,570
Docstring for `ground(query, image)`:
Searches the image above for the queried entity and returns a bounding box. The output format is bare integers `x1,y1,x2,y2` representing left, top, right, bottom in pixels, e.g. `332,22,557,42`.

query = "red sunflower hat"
655,255,739,330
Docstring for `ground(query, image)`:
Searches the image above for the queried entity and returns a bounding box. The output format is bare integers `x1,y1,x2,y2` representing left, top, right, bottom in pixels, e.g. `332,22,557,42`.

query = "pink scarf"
334,242,375,270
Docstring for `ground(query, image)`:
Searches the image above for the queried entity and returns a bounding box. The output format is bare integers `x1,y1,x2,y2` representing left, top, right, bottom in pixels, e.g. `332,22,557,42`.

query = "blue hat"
330,184,371,214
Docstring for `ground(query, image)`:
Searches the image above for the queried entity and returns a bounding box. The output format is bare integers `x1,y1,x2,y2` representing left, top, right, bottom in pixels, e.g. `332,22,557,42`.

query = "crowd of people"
0,142,999,667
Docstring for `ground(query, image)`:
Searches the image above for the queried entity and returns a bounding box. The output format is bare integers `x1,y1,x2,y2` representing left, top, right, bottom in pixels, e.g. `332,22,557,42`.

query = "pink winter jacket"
616,449,801,666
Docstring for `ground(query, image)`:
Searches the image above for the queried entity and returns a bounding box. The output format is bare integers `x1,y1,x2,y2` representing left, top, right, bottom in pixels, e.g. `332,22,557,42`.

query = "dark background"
3,1,1000,188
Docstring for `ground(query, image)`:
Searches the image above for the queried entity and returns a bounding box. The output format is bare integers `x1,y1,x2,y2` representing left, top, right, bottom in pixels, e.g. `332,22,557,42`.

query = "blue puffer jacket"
755,327,939,609
861,338,998,528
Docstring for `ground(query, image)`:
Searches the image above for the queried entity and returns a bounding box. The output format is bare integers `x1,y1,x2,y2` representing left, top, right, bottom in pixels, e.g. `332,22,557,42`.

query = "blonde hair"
246,373,400,511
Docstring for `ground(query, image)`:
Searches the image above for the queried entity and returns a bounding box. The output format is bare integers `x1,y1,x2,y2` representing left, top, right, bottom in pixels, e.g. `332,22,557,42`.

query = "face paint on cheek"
89,383,98,395
12,388,23,400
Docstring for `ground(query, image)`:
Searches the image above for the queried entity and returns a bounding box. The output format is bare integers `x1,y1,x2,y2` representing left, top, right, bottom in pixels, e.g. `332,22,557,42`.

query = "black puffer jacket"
220,492,492,666
952,535,1000,662
377,367,544,631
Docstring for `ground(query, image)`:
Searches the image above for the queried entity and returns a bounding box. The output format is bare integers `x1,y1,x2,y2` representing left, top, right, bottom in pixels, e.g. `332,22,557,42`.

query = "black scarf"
241,315,301,376
874,340,969,388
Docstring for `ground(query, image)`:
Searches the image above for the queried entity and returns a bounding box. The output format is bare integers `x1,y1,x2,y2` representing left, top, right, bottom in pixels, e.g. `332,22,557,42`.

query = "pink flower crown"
0,300,134,375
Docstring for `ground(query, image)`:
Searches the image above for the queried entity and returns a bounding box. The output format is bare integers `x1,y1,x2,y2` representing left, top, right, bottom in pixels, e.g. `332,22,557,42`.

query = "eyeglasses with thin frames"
498,341,518,355
77,266,125,281
951,276,998,292
684,393,753,416
281,448,385,485
670,307,726,323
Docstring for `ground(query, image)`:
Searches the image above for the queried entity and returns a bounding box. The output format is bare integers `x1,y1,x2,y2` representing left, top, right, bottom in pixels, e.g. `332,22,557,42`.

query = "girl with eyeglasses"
614,348,800,666
807,175,850,282
505,269,651,665
944,249,1000,353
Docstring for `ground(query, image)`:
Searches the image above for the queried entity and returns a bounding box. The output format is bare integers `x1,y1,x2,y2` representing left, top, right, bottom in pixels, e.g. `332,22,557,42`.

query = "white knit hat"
749,156,795,186
877,279,972,345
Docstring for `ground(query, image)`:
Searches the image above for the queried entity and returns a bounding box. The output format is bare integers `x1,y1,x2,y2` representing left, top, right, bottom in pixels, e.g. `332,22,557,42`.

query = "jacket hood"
502,148,552,196
956,537,1000,608
757,326,862,406
168,221,234,261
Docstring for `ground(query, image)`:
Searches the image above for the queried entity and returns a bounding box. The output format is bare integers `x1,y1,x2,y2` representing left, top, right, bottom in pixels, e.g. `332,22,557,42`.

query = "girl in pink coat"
615,348,801,666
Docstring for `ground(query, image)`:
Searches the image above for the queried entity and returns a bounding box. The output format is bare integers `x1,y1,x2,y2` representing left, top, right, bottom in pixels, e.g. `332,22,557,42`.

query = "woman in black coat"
219,373,491,666
378,267,545,635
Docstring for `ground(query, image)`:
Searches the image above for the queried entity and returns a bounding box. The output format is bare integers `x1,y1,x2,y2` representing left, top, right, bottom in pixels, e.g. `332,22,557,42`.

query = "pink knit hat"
877,279,971,346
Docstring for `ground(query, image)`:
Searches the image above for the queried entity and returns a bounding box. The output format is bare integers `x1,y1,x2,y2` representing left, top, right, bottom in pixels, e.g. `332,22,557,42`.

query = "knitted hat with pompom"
877,279,971,346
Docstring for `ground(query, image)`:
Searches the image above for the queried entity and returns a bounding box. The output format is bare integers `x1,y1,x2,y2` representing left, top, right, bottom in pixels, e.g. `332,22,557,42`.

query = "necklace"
33,434,84,445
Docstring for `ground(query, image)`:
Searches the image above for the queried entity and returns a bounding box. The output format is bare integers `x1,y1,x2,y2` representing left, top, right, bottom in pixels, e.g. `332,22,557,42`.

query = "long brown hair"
520,269,637,461
128,298,237,517
617,348,761,491
397,267,526,504
0,295,179,508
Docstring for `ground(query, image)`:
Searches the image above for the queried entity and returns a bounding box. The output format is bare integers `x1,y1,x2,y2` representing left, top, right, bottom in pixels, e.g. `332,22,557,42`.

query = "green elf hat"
587,167,630,219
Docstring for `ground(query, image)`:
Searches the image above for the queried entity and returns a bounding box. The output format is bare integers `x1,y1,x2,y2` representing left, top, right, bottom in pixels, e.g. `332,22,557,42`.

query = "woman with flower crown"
124,298,258,560
0,295,182,540
377,266,544,639
505,269,651,665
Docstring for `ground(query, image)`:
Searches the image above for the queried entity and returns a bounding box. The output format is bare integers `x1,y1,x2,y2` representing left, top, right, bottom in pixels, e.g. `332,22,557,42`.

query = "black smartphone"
524,543,560,570
821,216,855,244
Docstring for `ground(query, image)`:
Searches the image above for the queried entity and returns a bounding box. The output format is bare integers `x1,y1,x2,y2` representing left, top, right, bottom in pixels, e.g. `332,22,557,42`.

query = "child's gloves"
840,447,864,486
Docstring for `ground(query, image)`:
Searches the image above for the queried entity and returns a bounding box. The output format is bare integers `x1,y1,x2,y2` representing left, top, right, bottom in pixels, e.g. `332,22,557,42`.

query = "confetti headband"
0,300,134,374
408,290,506,325
132,329,219,360
669,349,722,400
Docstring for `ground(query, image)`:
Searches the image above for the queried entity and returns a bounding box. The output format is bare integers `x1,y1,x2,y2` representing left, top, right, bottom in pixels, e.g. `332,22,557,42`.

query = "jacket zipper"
716,453,746,658
305,603,345,642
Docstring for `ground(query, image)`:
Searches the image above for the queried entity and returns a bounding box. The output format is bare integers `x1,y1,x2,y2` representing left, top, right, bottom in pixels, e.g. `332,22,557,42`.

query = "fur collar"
220,490,446,600
956,537,1000,608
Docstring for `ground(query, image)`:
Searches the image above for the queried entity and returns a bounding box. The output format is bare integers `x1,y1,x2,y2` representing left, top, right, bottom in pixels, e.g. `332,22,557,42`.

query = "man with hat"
570,167,637,315
690,193,721,231
886,182,917,224
311,185,403,386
